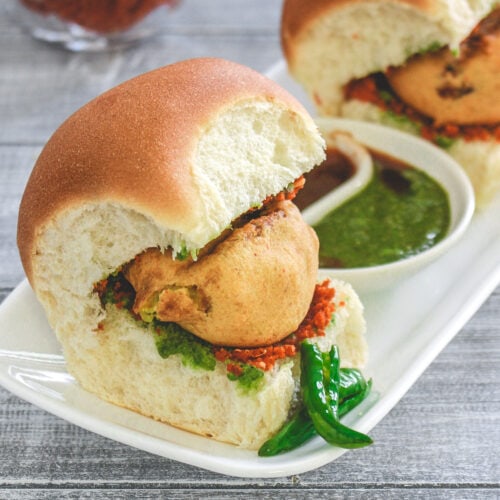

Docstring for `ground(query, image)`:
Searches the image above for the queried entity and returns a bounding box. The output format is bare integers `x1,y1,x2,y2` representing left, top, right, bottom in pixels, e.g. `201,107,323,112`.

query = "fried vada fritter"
387,8,500,127
124,200,319,347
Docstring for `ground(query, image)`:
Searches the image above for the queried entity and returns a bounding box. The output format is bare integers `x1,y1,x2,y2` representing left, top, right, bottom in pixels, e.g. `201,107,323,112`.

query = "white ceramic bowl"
303,118,475,294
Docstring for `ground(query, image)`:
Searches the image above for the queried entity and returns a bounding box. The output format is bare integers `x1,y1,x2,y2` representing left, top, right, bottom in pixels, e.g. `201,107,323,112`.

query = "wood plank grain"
0,146,38,287
0,489,499,500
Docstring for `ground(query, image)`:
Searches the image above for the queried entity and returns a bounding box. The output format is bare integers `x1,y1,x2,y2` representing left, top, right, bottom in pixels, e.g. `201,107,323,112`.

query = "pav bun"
281,0,500,206
16,58,370,448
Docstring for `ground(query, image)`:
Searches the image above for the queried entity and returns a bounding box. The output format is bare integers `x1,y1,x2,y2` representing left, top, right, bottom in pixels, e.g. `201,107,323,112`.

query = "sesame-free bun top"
17,57,325,340
281,0,497,115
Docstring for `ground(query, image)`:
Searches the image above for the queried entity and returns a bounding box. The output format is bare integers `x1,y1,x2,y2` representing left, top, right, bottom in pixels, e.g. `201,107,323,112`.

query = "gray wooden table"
1,1,499,498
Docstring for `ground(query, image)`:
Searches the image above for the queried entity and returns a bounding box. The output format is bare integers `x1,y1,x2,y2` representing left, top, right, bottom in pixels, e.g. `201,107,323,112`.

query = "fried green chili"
339,379,372,417
258,343,373,457
258,381,372,457
339,368,369,403
258,406,315,457
301,342,372,449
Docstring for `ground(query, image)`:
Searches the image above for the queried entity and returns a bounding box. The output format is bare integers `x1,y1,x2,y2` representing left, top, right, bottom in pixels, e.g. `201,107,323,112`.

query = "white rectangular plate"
0,62,499,478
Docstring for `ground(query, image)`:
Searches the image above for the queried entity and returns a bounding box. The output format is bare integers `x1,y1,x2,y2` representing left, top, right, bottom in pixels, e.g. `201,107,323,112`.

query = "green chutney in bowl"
297,119,475,294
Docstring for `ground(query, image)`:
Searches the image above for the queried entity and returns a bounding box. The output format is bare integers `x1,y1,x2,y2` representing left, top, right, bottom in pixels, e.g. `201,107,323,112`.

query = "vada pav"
17,58,369,449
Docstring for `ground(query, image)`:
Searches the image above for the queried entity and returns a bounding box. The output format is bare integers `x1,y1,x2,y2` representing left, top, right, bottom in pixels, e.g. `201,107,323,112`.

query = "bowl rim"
308,118,475,281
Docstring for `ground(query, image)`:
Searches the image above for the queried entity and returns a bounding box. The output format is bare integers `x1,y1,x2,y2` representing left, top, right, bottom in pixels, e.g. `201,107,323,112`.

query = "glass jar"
10,0,180,51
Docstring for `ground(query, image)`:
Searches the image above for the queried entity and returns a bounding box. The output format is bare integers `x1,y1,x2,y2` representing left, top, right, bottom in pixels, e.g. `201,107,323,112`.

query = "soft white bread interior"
282,0,497,116
64,277,367,449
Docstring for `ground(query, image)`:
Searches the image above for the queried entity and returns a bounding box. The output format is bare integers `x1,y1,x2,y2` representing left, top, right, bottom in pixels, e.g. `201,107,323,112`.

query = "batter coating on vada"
386,8,500,127
125,200,319,347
